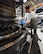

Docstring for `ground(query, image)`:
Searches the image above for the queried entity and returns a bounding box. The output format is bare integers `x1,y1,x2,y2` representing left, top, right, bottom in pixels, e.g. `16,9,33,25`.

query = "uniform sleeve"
24,13,31,23
27,13,31,23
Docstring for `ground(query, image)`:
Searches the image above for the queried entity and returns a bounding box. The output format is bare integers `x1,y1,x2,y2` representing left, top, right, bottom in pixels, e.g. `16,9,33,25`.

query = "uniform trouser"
26,28,36,53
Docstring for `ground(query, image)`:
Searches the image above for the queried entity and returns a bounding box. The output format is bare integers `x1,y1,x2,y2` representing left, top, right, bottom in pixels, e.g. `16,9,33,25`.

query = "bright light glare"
23,0,27,3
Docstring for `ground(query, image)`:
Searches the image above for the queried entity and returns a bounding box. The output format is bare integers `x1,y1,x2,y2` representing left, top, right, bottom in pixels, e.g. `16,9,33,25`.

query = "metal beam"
16,0,23,7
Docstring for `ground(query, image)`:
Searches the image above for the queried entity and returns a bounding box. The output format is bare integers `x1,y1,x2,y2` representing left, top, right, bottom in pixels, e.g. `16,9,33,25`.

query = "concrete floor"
38,41,43,54
24,28,43,54
37,28,43,54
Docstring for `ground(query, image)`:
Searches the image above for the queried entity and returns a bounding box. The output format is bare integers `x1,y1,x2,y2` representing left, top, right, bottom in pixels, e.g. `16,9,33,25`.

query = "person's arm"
27,21,30,24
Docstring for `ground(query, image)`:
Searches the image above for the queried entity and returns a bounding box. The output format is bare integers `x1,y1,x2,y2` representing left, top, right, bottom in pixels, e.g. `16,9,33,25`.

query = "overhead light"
23,0,27,3
15,0,19,2
31,1,35,6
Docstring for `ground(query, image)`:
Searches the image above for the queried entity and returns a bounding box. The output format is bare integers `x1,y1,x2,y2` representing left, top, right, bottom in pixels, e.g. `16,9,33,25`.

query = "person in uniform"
24,5,33,53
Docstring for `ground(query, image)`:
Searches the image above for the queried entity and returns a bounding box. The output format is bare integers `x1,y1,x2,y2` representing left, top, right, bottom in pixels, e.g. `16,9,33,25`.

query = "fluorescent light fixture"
31,1,34,6
23,0,27,3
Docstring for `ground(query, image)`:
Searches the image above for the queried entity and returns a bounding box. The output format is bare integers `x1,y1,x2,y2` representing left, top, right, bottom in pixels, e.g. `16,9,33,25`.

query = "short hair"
25,5,30,9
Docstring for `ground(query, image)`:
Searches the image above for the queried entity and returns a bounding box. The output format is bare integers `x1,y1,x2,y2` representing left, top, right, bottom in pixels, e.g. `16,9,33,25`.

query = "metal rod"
21,0,23,17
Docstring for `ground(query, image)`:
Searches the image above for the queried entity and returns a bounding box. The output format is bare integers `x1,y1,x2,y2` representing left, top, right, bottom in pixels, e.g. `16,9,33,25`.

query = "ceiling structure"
24,0,43,7
24,0,43,11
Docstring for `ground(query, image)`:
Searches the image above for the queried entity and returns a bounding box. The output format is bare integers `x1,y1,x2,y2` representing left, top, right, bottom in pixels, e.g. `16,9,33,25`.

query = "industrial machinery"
0,0,27,54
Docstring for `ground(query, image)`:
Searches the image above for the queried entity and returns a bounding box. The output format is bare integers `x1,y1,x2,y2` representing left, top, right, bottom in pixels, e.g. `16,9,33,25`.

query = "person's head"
25,5,30,13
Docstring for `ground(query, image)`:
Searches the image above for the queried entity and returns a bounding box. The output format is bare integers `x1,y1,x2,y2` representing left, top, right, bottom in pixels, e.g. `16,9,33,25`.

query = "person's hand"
26,21,30,24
